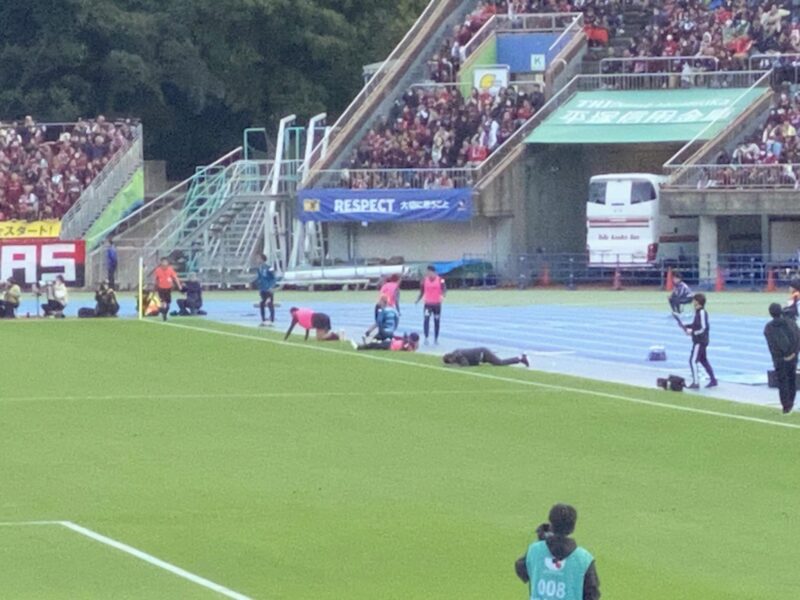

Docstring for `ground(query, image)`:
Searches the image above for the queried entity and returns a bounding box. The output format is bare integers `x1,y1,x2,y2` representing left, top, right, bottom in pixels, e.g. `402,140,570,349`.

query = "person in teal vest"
515,504,600,600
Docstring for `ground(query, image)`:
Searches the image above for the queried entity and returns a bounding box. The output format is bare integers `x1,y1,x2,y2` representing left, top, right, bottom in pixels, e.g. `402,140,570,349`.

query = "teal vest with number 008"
525,540,593,600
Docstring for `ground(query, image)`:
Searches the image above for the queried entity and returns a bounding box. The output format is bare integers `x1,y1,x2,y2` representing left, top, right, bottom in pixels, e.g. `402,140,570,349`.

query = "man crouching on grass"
284,307,340,341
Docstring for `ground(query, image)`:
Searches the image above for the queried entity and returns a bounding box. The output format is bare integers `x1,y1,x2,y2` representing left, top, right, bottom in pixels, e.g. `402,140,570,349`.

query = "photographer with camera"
41,275,68,318
95,281,120,317
0,278,21,318
515,504,600,600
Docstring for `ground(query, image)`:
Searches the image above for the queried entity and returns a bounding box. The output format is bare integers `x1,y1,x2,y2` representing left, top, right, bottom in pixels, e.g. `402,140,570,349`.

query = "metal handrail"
303,168,477,190
86,146,243,248
599,55,720,74
749,52,800,70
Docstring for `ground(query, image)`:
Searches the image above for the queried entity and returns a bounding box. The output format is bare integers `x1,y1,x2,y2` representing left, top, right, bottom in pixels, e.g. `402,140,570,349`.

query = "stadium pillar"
698,216,718,289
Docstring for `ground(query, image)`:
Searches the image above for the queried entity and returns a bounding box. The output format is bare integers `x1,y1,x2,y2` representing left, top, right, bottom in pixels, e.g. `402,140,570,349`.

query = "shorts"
424,303,441,317
311,312,331,330
157,289,172,304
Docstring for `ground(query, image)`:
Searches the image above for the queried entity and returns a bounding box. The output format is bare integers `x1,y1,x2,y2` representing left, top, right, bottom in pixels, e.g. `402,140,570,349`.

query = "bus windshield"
588,181,606,204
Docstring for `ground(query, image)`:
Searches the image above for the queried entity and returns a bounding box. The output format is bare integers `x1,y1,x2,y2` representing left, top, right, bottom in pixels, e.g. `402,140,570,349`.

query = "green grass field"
2,314,799,599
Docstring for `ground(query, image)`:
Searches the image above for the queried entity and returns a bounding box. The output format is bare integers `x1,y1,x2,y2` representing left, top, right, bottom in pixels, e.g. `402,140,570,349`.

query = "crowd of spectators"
703,87,800,188
0,116,137,222
349,0,800,186
347,83,545,185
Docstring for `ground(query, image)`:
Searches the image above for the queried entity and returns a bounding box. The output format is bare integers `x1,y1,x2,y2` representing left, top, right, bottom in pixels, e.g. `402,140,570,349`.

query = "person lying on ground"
442,347,529,367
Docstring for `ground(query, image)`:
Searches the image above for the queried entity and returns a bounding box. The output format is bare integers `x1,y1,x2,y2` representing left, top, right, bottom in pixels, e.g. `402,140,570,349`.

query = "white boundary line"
0,388,536,404
0,520,251,599
148,320,800,431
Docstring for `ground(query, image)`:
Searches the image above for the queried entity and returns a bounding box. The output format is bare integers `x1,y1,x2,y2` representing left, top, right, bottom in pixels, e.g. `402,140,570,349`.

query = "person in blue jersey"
515,504,600,600
253,254,278,327
668,271,693,314
364,295,399,342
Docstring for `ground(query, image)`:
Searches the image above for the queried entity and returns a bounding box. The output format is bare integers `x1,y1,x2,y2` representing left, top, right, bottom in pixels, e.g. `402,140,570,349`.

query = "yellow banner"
0,220,62,239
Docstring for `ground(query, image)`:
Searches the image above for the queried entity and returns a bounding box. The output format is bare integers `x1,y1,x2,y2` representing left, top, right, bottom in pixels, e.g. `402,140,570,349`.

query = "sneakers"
350,340,358,350
687,382,700,390
424,338,429,346
259,321,274,327
706,379,718,388
520,353,530,368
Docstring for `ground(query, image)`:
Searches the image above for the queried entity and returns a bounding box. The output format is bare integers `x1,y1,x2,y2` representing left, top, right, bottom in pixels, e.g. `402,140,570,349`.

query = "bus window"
588,181,607,204
631,181,657,204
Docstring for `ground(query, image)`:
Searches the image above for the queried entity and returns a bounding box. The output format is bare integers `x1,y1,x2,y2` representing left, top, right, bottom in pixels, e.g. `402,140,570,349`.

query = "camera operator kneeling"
0,278,21,318
95,282,119,317
42,276,68,318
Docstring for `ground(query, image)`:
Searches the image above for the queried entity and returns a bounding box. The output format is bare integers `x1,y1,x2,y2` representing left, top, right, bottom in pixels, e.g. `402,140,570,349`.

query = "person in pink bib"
376,273,401,320
415,265,446,345
284,307,339,341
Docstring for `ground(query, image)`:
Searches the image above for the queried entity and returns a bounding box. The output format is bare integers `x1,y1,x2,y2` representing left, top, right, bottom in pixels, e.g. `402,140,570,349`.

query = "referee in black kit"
681,293,718,389
764,302,800,413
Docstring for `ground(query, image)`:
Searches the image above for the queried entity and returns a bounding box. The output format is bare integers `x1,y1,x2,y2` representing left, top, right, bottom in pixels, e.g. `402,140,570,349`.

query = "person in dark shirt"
764,302,800,413
668,272,693,313
175,273,205,316
94,281,119,317
680,293,717,389
515,504,600,600
442,347,529,367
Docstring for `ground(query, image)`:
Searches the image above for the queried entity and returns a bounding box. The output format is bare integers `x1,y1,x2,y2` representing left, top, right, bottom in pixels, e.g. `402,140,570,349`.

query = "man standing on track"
415,265,445,345
254,254,277,327
764,302,800,413
515,503,600,600
154,257,182,322
105,238,118,290
680,293,718,389
443,347,528,368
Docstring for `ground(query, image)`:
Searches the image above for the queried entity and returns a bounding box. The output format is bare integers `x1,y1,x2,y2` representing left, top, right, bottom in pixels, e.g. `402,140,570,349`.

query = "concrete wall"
326,217,505,263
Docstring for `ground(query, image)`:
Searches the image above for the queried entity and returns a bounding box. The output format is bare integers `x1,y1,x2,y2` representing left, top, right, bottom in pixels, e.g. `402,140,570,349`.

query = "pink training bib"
380,281,399,306
390,338,404,351
422,277,443,304
295,308,314,329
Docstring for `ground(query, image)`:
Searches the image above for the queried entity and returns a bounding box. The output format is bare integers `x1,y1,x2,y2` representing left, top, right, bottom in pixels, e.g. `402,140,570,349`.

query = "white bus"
586,173,697,268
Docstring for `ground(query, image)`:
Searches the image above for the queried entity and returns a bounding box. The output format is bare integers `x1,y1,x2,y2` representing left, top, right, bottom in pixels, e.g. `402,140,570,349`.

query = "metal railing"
86,147,244,249
60,124,144,239
749,52,800,84
305,168,477,190
304,0,460,173
599,55,720,74
458,252,800,289
665,163,800,189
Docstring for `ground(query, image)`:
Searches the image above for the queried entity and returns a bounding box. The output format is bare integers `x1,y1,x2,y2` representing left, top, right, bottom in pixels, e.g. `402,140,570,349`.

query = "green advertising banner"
525,87,765,144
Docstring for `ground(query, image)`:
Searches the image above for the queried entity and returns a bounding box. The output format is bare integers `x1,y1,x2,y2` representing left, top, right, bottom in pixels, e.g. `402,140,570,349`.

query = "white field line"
147,320,800,431
0,389,535,404
0,520,251,600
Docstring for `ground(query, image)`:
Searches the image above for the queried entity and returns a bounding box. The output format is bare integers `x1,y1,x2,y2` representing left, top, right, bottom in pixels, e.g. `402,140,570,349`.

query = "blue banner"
297,188,473,223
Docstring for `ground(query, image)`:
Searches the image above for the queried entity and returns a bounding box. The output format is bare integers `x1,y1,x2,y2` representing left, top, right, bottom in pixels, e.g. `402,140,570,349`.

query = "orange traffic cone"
766,268,777,292
715,266,725,292
612,269,622,290
539,263,551,287
665,266,674,292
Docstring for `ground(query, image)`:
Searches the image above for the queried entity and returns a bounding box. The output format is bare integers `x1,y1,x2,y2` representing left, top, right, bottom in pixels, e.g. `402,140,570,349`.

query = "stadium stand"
0,116,137,221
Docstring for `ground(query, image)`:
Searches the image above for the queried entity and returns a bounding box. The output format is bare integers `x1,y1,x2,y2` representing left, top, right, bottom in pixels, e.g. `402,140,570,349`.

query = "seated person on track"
443,347,529,368
0,277,21,318
668,272,693,314
364,295,399,342
95,281,120,317
175,273,206,316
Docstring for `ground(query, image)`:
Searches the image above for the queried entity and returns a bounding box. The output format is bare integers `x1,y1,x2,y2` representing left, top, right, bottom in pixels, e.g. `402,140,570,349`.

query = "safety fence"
452,253,800,290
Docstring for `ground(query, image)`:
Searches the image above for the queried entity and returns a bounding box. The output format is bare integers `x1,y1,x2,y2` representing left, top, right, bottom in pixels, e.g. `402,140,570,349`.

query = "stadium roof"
525,87,765,144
